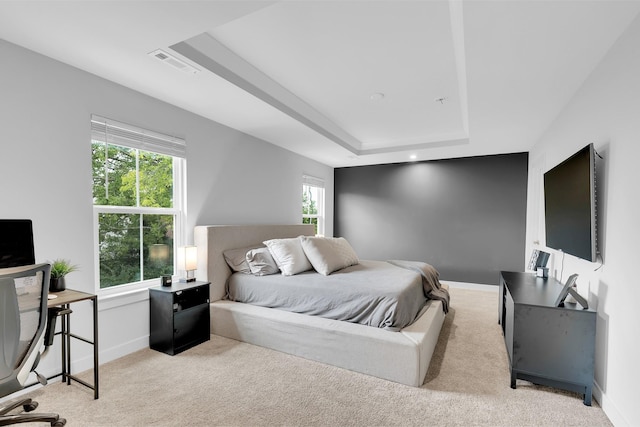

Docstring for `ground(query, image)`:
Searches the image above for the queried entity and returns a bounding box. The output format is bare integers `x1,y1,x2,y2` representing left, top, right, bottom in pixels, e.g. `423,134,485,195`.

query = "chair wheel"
23,402,38,412
52,418,67,426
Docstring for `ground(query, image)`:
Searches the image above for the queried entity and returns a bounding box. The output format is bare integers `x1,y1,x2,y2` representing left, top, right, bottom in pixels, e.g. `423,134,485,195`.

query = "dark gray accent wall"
334,153,528,285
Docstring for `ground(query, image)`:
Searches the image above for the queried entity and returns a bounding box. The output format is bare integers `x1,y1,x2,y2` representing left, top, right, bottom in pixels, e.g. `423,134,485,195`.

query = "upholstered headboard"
194,224,316,301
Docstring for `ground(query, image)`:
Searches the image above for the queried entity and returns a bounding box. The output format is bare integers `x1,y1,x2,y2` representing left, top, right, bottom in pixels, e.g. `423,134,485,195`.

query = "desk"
47,289,99,399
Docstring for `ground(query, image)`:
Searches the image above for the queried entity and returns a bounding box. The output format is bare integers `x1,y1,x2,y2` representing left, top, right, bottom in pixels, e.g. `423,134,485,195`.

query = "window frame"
91,115,187,297
302,175,325,236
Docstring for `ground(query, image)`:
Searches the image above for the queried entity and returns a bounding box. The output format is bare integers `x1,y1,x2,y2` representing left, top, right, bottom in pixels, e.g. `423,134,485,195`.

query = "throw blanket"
387,260,451,314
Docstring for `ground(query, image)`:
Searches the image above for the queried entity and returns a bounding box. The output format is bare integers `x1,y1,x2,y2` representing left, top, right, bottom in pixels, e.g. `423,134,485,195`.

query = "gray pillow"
223,246,261,274
246,247,280,276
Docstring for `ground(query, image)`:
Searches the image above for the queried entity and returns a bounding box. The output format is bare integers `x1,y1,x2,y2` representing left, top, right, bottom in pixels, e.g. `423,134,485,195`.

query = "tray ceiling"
1,1,638,166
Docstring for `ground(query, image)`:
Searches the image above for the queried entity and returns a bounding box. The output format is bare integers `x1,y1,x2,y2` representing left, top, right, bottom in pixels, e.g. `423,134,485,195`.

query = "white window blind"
303,175,324,188
91,115,186,158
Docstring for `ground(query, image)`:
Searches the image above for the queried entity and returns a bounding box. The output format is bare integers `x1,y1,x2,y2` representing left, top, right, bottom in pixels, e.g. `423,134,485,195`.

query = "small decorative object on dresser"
149,281,210,355
161,274,172,287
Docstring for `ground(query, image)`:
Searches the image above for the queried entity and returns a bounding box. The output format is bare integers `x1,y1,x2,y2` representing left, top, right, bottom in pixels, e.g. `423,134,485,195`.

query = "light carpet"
18,287,611,426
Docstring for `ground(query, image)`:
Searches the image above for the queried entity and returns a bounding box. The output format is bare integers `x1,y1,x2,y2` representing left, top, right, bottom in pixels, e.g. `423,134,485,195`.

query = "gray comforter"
227,260,431,331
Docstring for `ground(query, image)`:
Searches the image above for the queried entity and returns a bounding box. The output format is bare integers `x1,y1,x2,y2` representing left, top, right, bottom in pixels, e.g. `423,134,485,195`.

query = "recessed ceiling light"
370,93,385,101
409,154,417,160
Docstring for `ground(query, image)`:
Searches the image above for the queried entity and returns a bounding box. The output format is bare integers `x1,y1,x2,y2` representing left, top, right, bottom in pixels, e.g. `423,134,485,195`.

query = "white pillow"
246,247,280,276
300,236,359,275
263,237,312,276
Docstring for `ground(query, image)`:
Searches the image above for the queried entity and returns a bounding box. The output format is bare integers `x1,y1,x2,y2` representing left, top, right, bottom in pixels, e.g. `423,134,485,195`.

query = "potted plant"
49,259,79,292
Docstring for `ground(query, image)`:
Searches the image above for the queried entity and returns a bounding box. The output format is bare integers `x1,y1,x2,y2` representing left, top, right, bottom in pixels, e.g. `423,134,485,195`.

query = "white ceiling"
1,1,638,167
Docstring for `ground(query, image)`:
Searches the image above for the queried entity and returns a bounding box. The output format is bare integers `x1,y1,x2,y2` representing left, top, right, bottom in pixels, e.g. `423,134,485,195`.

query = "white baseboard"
63,335,149,376
593,380,628,426
93,336,149,367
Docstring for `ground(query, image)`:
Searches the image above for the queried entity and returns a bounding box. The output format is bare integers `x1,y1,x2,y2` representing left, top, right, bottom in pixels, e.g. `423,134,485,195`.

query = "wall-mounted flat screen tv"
0,219,36,268
543,144,597,262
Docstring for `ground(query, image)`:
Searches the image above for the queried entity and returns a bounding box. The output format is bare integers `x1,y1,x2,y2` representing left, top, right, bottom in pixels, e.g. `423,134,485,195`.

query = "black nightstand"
149,281,210,355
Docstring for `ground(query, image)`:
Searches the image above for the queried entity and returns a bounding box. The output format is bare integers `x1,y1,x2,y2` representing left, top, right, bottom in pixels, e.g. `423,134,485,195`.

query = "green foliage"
302,184,320,234
302,185,318,215
50,259,79,279
92,143,173,208
92,141,175,288
139,152,173,208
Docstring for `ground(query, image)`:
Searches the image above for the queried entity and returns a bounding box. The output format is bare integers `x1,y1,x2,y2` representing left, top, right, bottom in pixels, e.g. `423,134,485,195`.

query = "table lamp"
177,245,197,282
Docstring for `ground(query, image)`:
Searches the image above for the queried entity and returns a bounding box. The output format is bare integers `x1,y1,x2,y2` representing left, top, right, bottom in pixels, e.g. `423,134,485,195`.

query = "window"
91,115,186,292
302,175,324,236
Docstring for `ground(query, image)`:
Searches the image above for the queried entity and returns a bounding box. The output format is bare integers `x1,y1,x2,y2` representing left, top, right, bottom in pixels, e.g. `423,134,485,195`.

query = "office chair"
0,263,66,426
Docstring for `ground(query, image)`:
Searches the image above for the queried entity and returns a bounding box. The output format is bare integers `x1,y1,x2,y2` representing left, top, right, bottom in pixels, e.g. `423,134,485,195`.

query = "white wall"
0,39,333,376
525,14,640,426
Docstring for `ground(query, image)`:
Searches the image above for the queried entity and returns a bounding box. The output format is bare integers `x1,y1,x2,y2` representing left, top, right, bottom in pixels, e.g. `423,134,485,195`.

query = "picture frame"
554,274,588,309
528,249,550,271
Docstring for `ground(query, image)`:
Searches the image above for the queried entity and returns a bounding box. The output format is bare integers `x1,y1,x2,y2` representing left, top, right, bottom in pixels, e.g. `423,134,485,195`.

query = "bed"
194,224,447,387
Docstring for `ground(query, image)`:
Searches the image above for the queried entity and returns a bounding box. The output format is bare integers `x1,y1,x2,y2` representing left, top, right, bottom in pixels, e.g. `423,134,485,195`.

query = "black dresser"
149,281,210,355
499,271,596,405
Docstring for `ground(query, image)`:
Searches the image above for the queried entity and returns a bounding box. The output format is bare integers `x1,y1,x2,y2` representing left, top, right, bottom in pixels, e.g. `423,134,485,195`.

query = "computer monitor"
0,219,35,268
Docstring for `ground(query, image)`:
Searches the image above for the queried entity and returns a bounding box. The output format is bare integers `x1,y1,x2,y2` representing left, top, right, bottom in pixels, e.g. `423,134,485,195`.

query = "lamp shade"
177,246,197,272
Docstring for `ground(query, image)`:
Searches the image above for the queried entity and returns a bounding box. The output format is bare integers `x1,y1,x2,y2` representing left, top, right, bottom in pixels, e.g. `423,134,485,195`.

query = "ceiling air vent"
149,49,199,75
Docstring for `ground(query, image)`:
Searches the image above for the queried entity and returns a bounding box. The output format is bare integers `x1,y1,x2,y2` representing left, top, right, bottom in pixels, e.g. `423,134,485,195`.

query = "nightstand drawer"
173,285,209,311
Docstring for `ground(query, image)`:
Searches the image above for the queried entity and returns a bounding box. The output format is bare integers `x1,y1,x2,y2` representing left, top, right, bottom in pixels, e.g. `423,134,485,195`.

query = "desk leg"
66,306,72,386
93,297,99,399
60,305,69,383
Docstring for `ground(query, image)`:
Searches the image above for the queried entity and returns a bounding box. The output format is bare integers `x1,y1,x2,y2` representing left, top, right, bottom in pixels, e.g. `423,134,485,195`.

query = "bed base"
211,299,444,386
195,224,446,387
